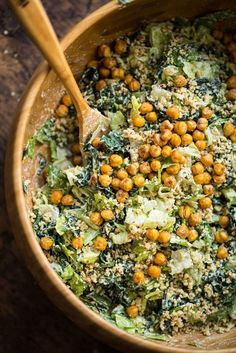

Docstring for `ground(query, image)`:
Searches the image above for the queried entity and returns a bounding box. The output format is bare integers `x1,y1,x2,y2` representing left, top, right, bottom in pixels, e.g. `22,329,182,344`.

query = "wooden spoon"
9,0,109,150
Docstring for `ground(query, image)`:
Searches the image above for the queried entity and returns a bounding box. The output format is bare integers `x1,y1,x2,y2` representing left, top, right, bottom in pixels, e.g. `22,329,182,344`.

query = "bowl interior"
19,0,236,351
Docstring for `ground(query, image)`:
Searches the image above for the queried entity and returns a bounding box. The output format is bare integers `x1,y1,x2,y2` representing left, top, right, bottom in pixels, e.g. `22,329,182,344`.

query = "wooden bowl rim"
5,1,236,352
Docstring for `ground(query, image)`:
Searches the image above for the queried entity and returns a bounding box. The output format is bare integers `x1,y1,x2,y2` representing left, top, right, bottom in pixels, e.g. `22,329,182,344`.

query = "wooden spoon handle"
8,0,88,113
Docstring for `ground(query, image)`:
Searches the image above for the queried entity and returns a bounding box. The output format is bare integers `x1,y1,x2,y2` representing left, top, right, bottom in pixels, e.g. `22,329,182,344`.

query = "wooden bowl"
5,0,236,352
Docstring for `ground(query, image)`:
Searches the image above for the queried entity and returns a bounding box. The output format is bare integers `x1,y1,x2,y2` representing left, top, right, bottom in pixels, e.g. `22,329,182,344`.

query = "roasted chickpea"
114,39,127,55
227,75,236,89
213,174,226,184
161,145,172,158
149,145,161,158
174,121,187,135
50,190,63,205
62,94,72,106
97,44,111,57
215,231,229,243
128,79,141,92
178,205,192,219
181,133,193,146
201,107,213,120
87,60,99,68
154,252,167,266
166,105,180,120
139,162,151,174
119,177,133,192
90,212,103,226
132,115,146,127
101,209,114,221
146,228,159,241
161,129,172,141
226,88,236,100
212,29,223,40
230,129,236,142
56,104,68,117
111,67,125,80
124,74,133,85
126,163,139,176
170,133,181,147
109,154,123,167
223,33,233,44
70,142,81,155
197,118,208,131
189,213,202,226
195,140,207,150
188,229,199,242
153,133,162,146
126,305,139,318
203,184,215,195
213,163,225,176
193,130,205,141
95,80,106,91
94,236,107,251
171,150,186,164
201,153,214,167
99,67,110,78
160,120,173,132
147,265,161,278
158,231,171,244
219,215,230,228
116,189,129,203
223,122,235,137
166,163,180,175
194,172,211,185
40,237,53,250
91,137,101,149
71,237,83,250
111,178,120,190
150,159,161,172
186,120,197,132
98,174,112,187
146,111,158,123
133,175,145,188
103,56,117,69
174,75,188,87
162,172,177,188
140,102,153,114
199,197,212,209
133,271,145,284
138,144,150,160
176,224,189,238
101,164,113,176
61,194,74,206
216,246,228,259
191,162,205,175
116,169,128,180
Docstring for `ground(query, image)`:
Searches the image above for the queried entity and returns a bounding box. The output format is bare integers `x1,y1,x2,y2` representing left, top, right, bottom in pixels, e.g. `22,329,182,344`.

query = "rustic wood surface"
0,1,118,352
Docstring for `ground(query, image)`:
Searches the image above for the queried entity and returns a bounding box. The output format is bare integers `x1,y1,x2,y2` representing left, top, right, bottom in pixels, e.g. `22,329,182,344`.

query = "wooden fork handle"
8,0,88,113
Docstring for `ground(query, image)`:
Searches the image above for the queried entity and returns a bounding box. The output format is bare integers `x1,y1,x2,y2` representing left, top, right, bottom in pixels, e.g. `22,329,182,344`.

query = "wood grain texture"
0,1,118,353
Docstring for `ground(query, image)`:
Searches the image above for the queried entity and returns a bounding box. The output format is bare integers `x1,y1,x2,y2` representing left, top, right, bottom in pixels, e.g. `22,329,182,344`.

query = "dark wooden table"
0,1,119,352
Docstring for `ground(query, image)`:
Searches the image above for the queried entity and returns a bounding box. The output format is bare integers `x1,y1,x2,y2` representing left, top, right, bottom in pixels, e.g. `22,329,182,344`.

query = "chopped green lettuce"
108,110,126,131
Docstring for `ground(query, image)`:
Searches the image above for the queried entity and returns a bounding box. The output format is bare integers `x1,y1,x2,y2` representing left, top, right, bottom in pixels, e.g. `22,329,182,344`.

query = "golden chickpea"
223,122,235,137
192,130,205,141
201,107,213,120
189,213,202,226
126,163,139,176
226,88,236,100
203,184,215,195
188,229,199,242
199,197,212,209
56,104,68,117
160,120,173,132
191,162,205,175
230,130,236,142
50,190,63,205
95,80,106,91
90,212,103,226
61,194,74,206
149,145,161,158
158,231,171,244
154,252,167,266
215,230,229,243
150,159,161,172
103,57,117,69
176,224,189,238
124,74,133,85
139,162,151,174
186,120,197,132
111,67,125,80
212,29,223,40
174,121,187,135
140,102,153,114
216,246,228,260
71,237,83,250
99,67,110,78
101,164,113,176
98,174,112,187
70,143,81,155
161,129,172,141
162,173,177,188
132,115,146,127
201,153,214,167
114,39,127,55
161,145,172,158
195,140,207,150
97,44,111,57
223,33,233,44
153,133,162,146
87,60,99,68
101,209,114,221
213,163,225,176
116,169,128,180
219,215,230,228
109,154,123,168
111,178,120,190
197,118,208,131
166,163,180,175
194,172,211,185
181,134,193,146
40,237,53,250
72,155,82,166
91,137,101,149
62,94,72,106
119,177,133,192
133,175,145,188
146,111,158,123
147,265,161,278
213,174,226,184
166,105,180,120
133,271,145,284
94,236,107,251
170,133,181,147
227,75,236,89
174,75,188,87
128,79,141,92
116,190,129,203
138,144,151,160
146,228,159,241
171,150,186,164
126,305,139,318
178,205,192,219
